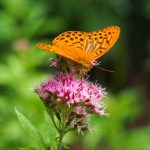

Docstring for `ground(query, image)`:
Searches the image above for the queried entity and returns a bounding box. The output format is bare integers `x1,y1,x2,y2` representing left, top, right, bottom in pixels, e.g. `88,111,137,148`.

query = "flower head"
35,72,106,114
34,72,107,131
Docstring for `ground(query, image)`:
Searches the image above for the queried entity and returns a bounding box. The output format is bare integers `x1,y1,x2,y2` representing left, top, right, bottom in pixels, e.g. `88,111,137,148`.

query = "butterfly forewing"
54,31,86,46
86,26,120,62
53,31,86,53
51,31,88,63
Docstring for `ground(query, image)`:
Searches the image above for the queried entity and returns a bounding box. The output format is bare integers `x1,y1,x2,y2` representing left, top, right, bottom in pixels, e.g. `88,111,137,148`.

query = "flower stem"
57,128,65,150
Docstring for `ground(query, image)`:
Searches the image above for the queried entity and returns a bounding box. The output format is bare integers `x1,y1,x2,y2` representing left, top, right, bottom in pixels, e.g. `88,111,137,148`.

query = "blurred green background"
0,0,150,150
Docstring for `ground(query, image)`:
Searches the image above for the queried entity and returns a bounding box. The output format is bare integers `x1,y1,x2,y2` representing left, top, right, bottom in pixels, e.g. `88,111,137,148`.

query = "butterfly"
37,26,120,69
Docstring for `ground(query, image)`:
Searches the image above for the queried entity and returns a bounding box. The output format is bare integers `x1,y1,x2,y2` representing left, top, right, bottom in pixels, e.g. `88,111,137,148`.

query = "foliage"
0,0,149,149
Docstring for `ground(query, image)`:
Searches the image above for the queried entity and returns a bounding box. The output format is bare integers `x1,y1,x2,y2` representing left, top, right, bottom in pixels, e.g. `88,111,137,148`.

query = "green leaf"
44,111,57,150
15,108,46,150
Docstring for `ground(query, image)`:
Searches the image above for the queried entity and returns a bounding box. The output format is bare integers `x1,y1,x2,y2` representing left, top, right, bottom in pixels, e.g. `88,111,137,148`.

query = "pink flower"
34,72,106,116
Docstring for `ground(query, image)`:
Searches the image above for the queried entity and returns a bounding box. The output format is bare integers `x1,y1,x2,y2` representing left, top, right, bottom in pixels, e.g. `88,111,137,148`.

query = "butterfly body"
38,26,120,69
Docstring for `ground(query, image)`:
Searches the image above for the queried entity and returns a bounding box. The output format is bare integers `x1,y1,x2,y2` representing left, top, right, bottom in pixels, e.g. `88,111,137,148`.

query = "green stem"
57,111,68,150
57,128,65,150
46,107,60,132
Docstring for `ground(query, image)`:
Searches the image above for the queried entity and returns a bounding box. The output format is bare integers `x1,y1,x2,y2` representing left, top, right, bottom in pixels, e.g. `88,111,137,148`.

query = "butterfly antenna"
96,66,115,73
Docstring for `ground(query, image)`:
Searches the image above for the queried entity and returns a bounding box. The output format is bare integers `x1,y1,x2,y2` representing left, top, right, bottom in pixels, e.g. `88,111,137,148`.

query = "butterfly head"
79,62,92,70
78,59,99,69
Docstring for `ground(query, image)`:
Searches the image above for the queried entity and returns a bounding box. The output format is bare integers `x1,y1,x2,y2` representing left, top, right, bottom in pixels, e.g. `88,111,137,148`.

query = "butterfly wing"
37,43,80,63
38,31,87,64
84,26,120,63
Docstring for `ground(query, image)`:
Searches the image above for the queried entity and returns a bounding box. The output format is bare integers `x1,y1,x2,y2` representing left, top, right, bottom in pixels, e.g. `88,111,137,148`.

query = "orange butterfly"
37,26,120,69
